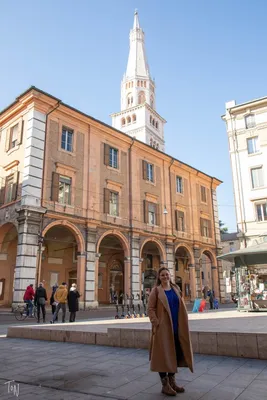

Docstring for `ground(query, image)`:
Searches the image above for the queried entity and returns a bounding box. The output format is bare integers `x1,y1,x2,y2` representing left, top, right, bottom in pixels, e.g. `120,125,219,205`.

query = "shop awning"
217,242,267,266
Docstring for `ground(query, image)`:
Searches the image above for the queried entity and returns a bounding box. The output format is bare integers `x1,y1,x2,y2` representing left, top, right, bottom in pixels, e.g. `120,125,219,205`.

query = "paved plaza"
1,337,267,400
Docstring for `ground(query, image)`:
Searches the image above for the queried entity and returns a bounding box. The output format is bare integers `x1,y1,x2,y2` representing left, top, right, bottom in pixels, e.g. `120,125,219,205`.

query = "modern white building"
222,97,267,248
111,11,166,152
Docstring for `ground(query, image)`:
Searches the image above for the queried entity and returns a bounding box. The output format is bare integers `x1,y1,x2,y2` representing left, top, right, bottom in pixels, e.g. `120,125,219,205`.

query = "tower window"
155,122,158,129
150,95,154,108
144,81,146,88
150,116,152,124
138,91,146,104
137,80,140,87
127,116,131,124
141,81,143,87
121,118,126,126
132,114,136,122
152,119,155,126
131,81,133,88
127,93,132,107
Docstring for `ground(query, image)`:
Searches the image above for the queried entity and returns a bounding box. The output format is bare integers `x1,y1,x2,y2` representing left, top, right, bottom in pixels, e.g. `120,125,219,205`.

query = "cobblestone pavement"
1,337,267,400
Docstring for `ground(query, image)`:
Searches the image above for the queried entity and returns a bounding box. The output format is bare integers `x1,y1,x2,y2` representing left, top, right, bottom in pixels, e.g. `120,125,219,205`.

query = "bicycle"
14,302,38,321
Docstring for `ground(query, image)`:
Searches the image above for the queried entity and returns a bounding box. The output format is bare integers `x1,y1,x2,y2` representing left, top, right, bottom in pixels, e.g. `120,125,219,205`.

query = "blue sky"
1,0,267,232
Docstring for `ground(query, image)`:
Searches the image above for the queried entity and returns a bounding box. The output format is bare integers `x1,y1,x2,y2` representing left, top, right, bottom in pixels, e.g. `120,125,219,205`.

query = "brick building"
0,86,223,308
0,12,223,308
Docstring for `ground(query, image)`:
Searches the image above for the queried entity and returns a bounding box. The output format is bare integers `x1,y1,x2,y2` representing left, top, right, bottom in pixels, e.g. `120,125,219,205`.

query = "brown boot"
161,376,176,396
169,375,185,393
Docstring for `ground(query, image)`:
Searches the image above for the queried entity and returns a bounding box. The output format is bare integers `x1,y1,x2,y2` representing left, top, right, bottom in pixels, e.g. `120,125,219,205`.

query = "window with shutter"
5,175,14,203
176,176,183,194
177,211,185,231
148,202,156,225
51,172,60,202
109,147,118,169
10,124,19,149
143,200,149,223
104,188,110,213
200,217,211,237
11,172,19,201
61,127,73,152
58,176,72,205
0,180,6,206
200,186,207,203
109,191,119,216
147,163,154,182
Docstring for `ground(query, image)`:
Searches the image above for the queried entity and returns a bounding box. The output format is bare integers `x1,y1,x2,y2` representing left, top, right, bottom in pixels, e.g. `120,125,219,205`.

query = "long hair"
156,266,175,286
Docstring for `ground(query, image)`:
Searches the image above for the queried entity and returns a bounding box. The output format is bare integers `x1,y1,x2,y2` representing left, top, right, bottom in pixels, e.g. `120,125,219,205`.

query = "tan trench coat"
148,284,194,373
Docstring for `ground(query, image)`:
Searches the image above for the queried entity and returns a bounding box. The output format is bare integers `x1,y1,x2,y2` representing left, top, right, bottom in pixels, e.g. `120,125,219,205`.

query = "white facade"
111,11,166,152
223,98,267,248
221,232,239,300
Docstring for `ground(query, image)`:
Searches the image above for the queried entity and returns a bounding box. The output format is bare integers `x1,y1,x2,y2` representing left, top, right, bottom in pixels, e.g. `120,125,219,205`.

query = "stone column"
165,242,175,280
189,264,196,301
217,257,226,303
124,257,131,296
193,247,202,298
77,253,86,310
131,236,140,300
212,265,220,300
13,207,45,307
85,228,98,309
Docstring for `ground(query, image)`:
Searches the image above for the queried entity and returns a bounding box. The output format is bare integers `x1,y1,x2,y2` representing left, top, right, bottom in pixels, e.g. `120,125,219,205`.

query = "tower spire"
133,9,140,29
126,10,150,78
111,11,166,152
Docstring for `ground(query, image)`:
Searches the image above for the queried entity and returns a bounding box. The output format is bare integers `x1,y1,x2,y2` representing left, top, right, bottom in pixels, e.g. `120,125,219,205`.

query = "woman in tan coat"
148,267,194,396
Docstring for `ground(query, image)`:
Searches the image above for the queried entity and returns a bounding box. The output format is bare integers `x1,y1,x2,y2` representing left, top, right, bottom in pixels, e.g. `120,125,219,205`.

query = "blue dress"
164,288,179,334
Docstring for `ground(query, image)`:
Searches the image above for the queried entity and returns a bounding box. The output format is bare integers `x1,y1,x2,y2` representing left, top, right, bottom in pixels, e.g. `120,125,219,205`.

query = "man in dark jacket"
67,283,80,322
23,284,35,317
34,282,47,323
50,284,58,321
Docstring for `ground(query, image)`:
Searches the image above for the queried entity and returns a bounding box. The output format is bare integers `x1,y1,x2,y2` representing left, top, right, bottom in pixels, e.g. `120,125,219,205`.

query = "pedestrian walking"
23,284,35,317
148,267,193,396
34,282,47,323
50,282,68,324
49,284,58,321
68,283,80,322
209,289,214,310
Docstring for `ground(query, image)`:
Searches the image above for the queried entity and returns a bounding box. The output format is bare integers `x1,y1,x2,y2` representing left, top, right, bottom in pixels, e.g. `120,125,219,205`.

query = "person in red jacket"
23,284,35,317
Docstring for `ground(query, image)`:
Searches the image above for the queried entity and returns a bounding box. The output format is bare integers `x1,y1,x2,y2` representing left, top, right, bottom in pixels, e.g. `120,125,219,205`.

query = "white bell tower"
111,10,166,152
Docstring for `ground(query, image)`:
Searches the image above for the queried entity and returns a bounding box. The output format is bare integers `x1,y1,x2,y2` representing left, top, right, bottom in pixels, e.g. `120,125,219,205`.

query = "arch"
141,81,143,87
138,91,146,104
121,117,126,126
155,121,158,129
137,80,140,87
0,222,17,252
132,114,136,122
175,243,194,264
127,116,131,124
140,238,166,262
200,248,217,265
96,230,130,257
42,220,85,253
